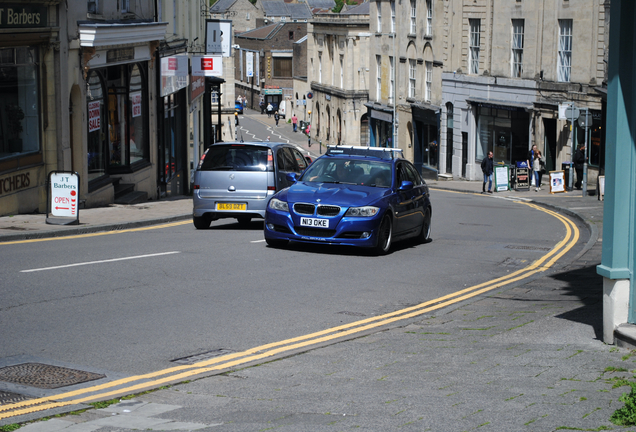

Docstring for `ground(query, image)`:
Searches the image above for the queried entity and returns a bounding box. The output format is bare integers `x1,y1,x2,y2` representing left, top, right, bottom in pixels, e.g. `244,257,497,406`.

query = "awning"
466,97,533,112
79,21,168,47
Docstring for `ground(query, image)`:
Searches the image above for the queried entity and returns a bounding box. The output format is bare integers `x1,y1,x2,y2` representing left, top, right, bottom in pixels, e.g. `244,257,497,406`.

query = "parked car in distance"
193,142,310,229
278,100,287,118
235,101,243,114
264,146,432,255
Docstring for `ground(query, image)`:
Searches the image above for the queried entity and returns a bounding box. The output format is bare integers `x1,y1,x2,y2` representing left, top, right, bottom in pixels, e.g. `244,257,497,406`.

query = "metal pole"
582,108,589,197
569,105,575,191
392,32,397,149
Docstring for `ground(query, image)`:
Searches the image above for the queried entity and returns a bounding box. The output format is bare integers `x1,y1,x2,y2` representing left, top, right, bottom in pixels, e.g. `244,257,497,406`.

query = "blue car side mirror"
399,181,414,191
286,172,299,183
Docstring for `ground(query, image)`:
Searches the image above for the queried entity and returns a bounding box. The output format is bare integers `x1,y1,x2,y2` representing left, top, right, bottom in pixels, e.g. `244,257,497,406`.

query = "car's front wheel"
416,207,432,244
373,214,393,255
193,215,210,229
266,238,289,248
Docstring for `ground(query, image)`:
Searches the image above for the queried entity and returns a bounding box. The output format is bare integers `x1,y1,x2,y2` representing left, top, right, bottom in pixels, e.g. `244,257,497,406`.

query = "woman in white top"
533,150,544,191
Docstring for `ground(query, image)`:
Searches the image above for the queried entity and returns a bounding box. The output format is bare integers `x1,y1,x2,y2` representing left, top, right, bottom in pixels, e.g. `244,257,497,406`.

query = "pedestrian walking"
574,143,586,190
533,150,544,191
274,111,280,127
481,151,494,194
259,100,265,114
291,113,298,132
267,103,273,118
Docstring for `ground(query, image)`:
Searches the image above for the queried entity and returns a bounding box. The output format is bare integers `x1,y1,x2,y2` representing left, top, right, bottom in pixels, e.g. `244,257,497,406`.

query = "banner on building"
246,51,253,78
192,56,223,76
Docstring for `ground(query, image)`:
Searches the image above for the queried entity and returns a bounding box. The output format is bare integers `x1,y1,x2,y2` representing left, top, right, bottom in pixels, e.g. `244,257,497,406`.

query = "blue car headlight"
344,206,380,217
269,198,289,212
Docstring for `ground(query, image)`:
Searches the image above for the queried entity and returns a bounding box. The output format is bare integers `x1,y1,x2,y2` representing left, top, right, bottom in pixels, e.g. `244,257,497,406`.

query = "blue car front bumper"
264,207,384,247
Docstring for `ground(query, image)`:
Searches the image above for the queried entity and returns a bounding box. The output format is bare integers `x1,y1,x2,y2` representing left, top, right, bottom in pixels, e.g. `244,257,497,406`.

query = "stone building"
367,0,445,178
441,0,607,183
307,2,370,146
210,0,264,34
234,22,308,112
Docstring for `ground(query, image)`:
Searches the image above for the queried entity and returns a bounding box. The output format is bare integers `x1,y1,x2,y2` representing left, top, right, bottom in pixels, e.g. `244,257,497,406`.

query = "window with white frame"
410,0,416,34
389,56,394,104
511,19,524,78
390,1,396,33
376,55,382,100
469,19,480,75
426,0,432,36
425,61,432,102
558,19,572,82
340,55,344,88
377,1,382,32
409,59,416,98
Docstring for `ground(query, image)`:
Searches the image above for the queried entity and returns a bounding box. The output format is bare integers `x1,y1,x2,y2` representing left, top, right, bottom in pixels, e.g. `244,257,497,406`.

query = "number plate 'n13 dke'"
300,217,329,228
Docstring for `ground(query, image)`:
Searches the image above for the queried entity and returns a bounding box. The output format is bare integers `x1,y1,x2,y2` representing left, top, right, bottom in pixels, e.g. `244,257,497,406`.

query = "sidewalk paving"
4,178,633,431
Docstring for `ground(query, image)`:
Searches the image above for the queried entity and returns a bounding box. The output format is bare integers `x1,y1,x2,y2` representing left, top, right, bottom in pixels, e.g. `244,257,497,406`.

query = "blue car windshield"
300,158,392,187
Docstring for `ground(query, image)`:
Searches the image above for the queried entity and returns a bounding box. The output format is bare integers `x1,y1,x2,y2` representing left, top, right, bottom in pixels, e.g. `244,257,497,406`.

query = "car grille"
317,205,341,216
293,203,315,215
295,227,337,238
338,232,365,239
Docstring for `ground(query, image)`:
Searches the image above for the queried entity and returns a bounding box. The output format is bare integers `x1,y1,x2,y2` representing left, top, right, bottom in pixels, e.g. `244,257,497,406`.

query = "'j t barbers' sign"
0,5,48,28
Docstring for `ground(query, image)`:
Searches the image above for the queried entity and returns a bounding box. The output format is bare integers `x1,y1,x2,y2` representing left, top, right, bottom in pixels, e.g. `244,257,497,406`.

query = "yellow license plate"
217,203,246,211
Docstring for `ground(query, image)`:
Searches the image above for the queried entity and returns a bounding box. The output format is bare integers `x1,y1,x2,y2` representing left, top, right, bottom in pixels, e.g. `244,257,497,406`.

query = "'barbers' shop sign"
0,5,48,28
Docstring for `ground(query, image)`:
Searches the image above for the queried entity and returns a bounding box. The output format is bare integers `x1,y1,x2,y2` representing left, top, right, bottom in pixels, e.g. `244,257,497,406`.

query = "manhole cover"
0,363,106,389
171,349,235,365
0,391,32,405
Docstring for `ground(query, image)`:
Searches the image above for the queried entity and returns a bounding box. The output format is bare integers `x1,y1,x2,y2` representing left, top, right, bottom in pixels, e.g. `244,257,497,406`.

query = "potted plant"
7,104,24,152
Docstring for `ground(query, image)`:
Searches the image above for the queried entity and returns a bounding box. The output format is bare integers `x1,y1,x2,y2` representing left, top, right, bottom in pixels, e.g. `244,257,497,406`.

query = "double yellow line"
0,201,579,420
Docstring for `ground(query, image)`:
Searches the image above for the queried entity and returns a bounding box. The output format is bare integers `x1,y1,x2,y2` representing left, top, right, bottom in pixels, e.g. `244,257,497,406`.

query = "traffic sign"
578,110,593,128
564,106,580,120
306,92,313,99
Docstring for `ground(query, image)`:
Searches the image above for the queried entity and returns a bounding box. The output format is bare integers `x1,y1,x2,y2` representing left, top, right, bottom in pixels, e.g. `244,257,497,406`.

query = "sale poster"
131,92,142,118
88,101,100,132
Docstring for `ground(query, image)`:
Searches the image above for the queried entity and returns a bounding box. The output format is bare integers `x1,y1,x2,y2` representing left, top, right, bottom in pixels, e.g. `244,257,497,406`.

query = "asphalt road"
0,190,588,380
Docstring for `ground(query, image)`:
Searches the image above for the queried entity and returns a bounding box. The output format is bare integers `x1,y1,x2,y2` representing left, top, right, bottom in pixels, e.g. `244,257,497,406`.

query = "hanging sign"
47,171,80,225
205,19,232,57
192,56,223,76
246,51,253,78
88,100,100,132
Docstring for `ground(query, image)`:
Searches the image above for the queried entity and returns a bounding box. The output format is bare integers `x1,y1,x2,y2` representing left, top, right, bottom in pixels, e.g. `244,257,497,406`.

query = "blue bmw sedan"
264,146,432,255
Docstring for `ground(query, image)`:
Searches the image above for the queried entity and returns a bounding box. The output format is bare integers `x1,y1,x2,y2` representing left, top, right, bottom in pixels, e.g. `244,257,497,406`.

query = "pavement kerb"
0,214,192,243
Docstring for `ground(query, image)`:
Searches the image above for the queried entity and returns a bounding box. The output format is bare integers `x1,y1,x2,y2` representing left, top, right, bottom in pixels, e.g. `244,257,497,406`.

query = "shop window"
0,47,40,162
86,62,148,184
273,57,292,78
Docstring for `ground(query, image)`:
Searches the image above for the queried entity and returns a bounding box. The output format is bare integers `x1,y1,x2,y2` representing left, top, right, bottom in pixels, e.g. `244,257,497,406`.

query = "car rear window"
199,145,270,172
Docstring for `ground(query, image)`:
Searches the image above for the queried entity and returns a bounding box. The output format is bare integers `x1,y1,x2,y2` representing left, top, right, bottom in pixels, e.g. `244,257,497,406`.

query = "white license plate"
300,217,329,228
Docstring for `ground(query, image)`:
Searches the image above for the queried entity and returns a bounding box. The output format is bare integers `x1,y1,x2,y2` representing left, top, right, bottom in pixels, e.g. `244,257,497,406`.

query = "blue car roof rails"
325,145,404,160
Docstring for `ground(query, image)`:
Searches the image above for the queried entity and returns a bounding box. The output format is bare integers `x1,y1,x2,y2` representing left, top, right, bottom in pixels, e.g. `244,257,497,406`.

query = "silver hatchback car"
193,141,309,229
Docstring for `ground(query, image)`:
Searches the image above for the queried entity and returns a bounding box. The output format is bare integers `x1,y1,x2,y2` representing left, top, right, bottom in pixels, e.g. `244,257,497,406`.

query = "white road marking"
251,239,266,243
21,251,181,273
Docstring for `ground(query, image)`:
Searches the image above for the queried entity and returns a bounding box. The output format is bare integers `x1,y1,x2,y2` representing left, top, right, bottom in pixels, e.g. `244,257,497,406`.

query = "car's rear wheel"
193,215,210,229
266,238,289,248
237,216,252,226
373,214,392,255
417,207,432,243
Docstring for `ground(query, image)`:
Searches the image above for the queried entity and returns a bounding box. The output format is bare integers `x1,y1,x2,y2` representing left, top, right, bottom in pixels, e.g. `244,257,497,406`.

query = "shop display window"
0,47,40,161
86,62,148,184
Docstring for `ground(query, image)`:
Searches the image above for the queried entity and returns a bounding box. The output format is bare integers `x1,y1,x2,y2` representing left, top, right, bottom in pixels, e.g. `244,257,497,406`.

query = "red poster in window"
131,92,142,118
88,100,100,132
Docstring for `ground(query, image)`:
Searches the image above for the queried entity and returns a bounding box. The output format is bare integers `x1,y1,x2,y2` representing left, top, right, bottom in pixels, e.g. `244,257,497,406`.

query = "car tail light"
267,186,276,191
194,185,200,190
267,149,274,171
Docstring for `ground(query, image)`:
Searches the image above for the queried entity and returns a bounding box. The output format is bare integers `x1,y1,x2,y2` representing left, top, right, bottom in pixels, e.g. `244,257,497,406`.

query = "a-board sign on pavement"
48,172,80,223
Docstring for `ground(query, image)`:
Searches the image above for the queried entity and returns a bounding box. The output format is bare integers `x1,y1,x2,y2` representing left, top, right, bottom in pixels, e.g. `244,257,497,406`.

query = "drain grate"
505,245,552,251
171,349,235,365
337,311,366,317
0,363,106,389
0,391,32,405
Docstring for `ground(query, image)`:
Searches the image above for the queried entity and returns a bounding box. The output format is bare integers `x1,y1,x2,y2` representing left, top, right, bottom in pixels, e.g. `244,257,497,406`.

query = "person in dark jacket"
574,143,586,189
481,151,494,193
